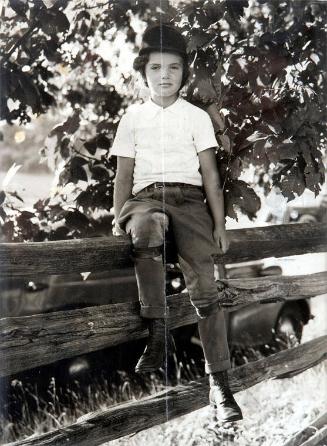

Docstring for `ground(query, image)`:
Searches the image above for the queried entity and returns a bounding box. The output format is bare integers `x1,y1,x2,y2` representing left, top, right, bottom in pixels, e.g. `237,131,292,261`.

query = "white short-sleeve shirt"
110,97,218,195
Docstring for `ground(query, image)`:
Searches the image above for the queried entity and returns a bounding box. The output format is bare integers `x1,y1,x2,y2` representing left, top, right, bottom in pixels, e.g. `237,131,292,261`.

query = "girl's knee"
151,212,169,231
127,212,168,248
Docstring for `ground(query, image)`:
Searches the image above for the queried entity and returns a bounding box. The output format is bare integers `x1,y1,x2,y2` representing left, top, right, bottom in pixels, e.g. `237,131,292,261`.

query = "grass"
0,370,169,444
1,361,326,446
109,363,326,446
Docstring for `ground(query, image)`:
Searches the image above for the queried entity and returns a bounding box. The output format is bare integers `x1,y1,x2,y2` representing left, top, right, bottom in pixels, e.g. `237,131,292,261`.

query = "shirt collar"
143,97,184,119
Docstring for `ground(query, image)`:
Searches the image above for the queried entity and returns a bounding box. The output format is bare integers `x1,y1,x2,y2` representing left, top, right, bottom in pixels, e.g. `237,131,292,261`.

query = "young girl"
110,23,242,423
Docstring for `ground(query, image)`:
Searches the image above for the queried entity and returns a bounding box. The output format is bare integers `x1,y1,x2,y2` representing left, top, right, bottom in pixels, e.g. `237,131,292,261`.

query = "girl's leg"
125,211,169,319
169,188,242,421
124,210,173,373
178,260,242,422
178,257,231,371
197,310,231,374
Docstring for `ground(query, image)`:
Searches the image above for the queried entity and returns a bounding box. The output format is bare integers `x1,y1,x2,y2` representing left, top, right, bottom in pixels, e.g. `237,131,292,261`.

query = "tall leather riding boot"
209,370,243,422
135,318,174,373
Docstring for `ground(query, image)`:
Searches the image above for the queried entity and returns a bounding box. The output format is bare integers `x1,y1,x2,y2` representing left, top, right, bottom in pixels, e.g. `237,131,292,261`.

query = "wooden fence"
1,222,327,445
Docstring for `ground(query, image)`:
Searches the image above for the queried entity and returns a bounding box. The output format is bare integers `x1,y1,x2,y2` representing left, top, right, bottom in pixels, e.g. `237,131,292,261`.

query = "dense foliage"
0,0,326,241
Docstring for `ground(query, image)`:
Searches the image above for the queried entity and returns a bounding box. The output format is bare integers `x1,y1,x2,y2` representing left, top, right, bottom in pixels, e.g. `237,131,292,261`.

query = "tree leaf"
49,111,80,139
203,0,224,23
71,156,88,167
2,221,15,241
9,0,28,16
44,36,61,62
190,76,218,104
48,225,70,241
0,191,6,206
33,199,45,212
65,210,89,231
16,211,35,236
229,158,243,180
187,30,211,53
267,141,297,163
217,135,231,153
0,206,7,222
225,180,261,220
16,73,41,113
90,166,109,181
279,164,306,201
76,190,93,208
60,138,70,159
226,0,248,18
70,164,88,183
40,9,70,35
84,138,97,155
97,134,111,150
301,149,324,195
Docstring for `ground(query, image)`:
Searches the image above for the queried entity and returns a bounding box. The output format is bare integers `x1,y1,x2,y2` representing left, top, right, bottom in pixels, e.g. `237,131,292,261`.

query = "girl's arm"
113,156,135,235
198,148,229,253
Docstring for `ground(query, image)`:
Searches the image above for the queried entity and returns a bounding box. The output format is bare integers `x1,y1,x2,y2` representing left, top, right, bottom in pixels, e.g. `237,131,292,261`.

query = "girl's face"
144,51,183,99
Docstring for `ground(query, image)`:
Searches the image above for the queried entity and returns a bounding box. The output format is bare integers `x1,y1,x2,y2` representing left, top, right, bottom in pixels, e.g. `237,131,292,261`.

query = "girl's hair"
133,51,190,90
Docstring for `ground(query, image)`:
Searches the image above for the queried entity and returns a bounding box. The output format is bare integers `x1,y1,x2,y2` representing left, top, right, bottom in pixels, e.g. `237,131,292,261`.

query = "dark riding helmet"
139,23,188,60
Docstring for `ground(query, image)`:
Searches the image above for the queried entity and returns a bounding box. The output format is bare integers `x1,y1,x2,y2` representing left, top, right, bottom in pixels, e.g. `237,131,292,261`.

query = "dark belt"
139,182,203,193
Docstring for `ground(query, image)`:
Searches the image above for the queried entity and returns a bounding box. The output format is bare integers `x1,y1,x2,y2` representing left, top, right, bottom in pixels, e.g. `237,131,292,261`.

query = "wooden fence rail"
0,223,326,276
1,271,327,377
282,412,327,446
6,335,327,446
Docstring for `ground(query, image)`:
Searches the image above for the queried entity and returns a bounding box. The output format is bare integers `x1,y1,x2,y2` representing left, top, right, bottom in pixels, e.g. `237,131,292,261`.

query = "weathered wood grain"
1,223,326,276
282,412,327,446
1,272,326,377
6,336,327,446
300,427,327,446
217,271,327,305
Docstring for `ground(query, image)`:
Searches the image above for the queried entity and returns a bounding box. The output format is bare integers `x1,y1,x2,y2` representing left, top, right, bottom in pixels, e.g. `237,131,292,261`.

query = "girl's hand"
213,227,230,253
112,224,125,237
